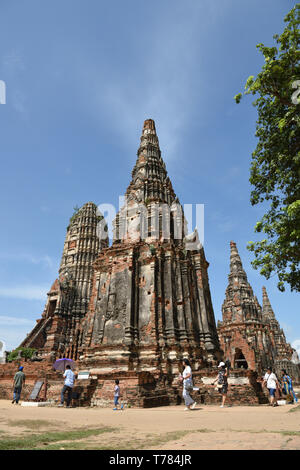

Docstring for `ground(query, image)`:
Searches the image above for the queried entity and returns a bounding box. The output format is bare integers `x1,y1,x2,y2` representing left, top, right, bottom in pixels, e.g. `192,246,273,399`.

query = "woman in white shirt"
180,359,196,411
263,367,280,407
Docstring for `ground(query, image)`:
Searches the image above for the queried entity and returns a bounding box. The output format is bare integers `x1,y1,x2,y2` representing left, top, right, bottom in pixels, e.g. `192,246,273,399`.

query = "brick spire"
230,241,244,270
262,286,276,321
222,241,262,323
229,241,248,284
125,119,177,205
114,119,184,243
58,202,108,317
261,286,295,361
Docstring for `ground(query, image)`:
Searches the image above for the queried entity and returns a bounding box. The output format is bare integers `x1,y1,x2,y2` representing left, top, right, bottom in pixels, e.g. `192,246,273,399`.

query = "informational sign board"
29,380,44,400
77,371,90,380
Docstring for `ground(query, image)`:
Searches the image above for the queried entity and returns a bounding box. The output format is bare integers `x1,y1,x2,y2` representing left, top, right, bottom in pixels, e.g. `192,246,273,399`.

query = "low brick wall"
0,361,65,403
0,363,270,407
190,369,269,406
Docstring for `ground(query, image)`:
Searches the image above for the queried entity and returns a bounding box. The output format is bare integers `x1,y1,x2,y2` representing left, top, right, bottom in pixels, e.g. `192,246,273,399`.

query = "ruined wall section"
79,241,221,374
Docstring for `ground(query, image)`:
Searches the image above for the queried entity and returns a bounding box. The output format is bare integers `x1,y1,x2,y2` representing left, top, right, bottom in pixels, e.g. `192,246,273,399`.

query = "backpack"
218,370,225,385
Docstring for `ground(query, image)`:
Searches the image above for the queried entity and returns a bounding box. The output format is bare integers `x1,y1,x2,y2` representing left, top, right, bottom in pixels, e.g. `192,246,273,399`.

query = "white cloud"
0,316,37,350
281,323,293,336
0,315,35,326
0,285,48,300
292,339,300,358
79,1,231,161
0,253,55,269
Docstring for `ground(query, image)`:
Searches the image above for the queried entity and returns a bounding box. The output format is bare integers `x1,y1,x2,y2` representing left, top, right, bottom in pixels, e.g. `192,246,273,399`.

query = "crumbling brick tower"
262,286,293,360
261,286,300,380
79,119,222,375
218,241,275,373
20,202,108,359
218,241,300,380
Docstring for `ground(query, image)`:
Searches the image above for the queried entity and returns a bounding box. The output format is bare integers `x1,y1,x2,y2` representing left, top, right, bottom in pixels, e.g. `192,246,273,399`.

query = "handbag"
185,379,194,392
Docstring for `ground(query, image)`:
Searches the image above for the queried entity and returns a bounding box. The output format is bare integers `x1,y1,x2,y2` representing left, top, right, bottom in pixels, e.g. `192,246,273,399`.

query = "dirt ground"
1,399,300,450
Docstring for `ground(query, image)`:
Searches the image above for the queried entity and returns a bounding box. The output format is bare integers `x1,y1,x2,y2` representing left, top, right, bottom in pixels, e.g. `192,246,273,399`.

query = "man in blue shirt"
58,365,75,408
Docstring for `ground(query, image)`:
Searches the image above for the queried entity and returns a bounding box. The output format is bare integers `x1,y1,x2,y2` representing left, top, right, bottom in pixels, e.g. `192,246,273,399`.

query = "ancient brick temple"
20,202,109,359
218,241,300,380
20,119,222,375
5,121,297,406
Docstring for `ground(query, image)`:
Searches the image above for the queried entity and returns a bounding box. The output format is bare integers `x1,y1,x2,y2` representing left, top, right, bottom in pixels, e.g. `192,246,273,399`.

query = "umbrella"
53,358,76,371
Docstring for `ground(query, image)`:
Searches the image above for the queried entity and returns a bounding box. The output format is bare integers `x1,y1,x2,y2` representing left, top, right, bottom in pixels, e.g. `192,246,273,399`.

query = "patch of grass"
35,442,94,450
279,431,300,437
288,405,300,413
0,426,117,450
34,429,217,451
36,440,141,451
7,420,56,430
219,428,300,438
35,436,180,451
193,428,215,433
137,431,188,449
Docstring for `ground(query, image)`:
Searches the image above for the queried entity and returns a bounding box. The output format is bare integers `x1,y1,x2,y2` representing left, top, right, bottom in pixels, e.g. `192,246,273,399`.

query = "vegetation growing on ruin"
67,205,80,230
6,347,37,362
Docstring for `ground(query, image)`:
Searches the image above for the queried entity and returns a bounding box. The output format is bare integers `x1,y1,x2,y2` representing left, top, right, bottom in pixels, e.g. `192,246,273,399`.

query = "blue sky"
0,0,299,353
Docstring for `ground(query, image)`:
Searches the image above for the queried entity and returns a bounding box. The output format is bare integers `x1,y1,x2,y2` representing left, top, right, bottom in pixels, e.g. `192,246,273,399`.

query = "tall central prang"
79,119,221,374
20,119,221,381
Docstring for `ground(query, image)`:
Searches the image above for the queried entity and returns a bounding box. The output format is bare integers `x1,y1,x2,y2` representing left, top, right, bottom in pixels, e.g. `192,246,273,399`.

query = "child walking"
113,379,121,410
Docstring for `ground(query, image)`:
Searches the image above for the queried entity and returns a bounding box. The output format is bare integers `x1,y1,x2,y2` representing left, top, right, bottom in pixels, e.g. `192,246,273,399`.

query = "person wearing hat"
12,366,26,404
212,362,228,408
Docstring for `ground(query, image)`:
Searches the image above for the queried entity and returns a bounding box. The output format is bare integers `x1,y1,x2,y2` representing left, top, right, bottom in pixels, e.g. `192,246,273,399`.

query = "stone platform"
0,361,269,407
21,401,52,407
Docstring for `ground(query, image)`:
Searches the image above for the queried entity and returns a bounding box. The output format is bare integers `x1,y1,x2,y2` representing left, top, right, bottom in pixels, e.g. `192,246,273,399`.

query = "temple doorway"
48,300,57,316
234,348,248,369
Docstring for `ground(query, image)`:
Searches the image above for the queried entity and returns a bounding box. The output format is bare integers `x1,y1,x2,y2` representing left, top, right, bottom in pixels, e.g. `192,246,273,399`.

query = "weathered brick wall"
0,362,270,407
0,362,64,402
0,362,56,378
218,325,257,370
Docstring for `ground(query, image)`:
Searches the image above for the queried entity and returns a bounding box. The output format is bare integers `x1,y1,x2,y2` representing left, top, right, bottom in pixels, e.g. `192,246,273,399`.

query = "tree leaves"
235,4,300,292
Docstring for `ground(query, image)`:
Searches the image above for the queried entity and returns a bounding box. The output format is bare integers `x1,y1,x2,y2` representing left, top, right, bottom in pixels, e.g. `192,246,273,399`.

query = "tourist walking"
212,362,228,408
281,369,298,404
179,359,196,411
263,367,280,407
113,379,121,410
12,366,26,404
58,365,75,408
